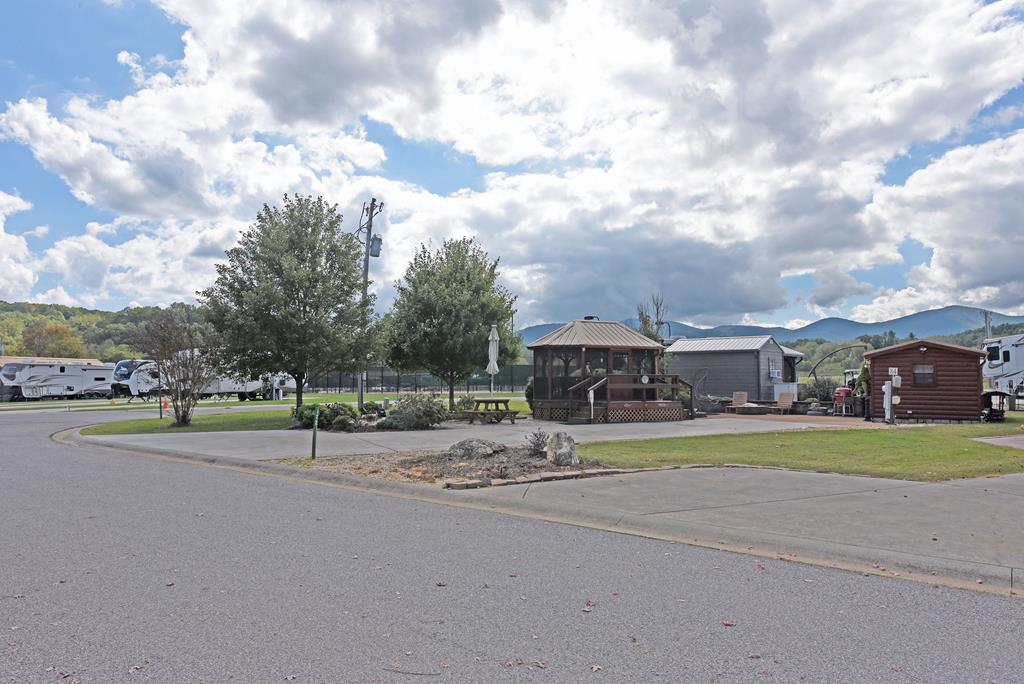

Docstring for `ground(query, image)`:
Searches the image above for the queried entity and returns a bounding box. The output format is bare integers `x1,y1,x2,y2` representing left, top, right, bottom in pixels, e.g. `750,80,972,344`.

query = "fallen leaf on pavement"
591,665,603,672
722,620,736,627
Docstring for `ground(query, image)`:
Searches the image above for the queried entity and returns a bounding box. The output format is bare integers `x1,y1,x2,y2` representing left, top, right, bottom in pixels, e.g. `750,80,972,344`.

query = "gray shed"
664,336,802,401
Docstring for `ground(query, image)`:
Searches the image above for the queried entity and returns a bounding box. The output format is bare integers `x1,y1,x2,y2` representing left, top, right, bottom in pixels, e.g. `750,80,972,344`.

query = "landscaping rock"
545,431,579,466
448,439,506,459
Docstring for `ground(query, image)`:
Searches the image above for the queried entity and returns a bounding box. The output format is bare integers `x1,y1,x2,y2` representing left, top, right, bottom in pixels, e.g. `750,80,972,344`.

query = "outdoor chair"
771,392,794,415
726,391,748,413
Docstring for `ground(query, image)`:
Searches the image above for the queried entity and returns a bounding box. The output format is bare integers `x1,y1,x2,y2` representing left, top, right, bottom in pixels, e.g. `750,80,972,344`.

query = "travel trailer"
111,358,152,398
113,358,297,401
982,334,1024,395
2,361,114,400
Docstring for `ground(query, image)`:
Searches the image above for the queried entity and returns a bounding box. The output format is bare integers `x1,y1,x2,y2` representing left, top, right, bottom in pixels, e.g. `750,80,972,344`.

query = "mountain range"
518,305,1024,345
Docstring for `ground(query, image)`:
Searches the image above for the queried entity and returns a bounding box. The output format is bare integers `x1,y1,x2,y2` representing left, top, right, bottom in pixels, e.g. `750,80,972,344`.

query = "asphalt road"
2,409,1023,682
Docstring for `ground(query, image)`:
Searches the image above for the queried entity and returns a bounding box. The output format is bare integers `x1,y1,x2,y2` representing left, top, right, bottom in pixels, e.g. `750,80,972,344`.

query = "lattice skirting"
534,404,686,422
606,405,686,423
534,407,570,421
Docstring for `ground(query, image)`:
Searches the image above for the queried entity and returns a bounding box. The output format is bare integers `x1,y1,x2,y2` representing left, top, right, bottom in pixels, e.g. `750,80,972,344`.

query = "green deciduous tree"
199,194,369,407
387,237,520,410
17,320,89,358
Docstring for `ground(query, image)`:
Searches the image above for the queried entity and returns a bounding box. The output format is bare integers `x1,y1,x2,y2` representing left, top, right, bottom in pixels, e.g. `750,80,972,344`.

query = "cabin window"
612,351,630,374
1004,350,1011,363
94,377,105,381
913,364,935,385
633,350,653,375
586,349,607,377
987,346,1000,362
552,349,580,377
534,349,548,378
59,366,65,373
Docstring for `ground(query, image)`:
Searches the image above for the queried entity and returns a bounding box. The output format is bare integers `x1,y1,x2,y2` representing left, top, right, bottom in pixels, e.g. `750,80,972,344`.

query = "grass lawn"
81,410,293,436
80,398,531,436
4,391,529,413
579,414,1024,481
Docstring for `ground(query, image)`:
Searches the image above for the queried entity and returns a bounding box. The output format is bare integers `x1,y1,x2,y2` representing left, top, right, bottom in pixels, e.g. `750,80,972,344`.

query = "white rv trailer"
114,358,296,401
5,362,114,400
982,334,1024,395
1,362,21,401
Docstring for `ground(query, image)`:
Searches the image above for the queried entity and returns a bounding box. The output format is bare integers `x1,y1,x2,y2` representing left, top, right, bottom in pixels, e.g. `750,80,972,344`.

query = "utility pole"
357,197,384,413
983,309,993,340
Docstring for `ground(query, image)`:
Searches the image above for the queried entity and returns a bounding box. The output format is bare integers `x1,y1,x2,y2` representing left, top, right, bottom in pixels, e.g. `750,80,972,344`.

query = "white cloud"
1,0,1023,323
854,129,1024,320
32,285,78,307
0,191,37,301
22,224,49,238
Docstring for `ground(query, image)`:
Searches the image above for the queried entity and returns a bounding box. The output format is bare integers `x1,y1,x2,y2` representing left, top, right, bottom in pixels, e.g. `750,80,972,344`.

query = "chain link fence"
307,364,532,394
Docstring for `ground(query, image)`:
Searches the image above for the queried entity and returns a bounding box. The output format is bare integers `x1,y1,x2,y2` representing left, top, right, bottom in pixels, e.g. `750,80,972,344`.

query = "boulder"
545,431,579,466
448,439,506,459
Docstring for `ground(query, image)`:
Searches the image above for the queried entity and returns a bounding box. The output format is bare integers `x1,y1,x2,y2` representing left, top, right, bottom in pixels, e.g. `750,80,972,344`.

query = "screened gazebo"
528,318,693,424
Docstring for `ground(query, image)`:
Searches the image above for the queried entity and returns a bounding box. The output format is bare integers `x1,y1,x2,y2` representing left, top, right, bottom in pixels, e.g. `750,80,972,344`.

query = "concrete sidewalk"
86,414,855,460
460,467,1024,592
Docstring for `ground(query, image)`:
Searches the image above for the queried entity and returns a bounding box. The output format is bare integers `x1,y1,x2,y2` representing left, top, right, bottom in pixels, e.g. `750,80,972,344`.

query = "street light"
356,197,384,413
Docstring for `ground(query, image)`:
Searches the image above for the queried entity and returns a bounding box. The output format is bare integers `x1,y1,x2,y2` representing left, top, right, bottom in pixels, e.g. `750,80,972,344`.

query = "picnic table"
464,398,520,424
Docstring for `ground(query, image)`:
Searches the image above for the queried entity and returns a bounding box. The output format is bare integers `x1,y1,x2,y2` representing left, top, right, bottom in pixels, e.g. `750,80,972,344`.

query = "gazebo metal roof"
527,320,663,350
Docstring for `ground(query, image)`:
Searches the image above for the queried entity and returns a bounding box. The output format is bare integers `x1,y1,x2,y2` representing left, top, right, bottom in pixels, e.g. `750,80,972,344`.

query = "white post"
883,381,893,423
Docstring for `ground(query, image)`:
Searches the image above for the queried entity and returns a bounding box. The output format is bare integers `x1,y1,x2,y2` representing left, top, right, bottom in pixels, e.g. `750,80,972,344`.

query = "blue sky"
1,1,1023,326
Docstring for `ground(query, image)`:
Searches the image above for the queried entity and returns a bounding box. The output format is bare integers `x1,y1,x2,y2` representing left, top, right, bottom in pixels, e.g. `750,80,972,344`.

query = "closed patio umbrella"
487,325,500,394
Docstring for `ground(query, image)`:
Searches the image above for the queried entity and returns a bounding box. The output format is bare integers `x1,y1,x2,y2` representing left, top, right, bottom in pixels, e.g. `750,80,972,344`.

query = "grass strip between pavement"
81,410,294,435
579,414,1024,481
79,398,532,436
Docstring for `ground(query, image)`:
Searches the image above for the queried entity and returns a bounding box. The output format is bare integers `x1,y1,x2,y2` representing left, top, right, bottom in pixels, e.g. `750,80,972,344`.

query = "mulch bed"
275,446,606,487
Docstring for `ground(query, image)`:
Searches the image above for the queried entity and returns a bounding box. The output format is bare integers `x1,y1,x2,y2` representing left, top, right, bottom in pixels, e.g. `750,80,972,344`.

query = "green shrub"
376,414,408,431
800,377,838,402
377,394,447,430
331,412,356,432
454,395,476,413
291,402,358,430
361,400,383,417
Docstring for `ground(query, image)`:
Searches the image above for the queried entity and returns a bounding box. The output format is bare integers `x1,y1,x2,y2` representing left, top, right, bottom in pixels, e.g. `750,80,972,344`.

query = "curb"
61,427,1021,598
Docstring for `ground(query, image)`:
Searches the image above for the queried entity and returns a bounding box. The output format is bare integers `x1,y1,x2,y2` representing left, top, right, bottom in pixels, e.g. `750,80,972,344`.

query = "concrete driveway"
462,466,1024,590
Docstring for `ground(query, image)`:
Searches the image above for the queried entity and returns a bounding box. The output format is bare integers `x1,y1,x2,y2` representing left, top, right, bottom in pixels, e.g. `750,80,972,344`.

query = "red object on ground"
834,386,853,408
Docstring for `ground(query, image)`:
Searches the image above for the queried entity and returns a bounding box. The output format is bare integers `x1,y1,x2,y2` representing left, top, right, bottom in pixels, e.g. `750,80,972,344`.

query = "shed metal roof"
664,336,775,353
779,344,805,358
527,319,663,349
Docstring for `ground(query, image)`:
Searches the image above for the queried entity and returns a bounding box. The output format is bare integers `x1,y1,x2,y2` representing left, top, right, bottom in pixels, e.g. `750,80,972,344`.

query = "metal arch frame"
808,344,869,381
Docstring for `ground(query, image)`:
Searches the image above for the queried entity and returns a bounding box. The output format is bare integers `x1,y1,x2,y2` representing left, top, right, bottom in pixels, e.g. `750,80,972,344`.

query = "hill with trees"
0,300,162,361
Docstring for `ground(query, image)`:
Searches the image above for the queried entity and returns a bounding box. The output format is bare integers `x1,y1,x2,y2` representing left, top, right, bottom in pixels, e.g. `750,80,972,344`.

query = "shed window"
913,364,934,385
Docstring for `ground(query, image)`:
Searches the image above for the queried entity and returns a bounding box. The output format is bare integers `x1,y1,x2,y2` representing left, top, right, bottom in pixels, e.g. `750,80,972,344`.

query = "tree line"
4,195,521,426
